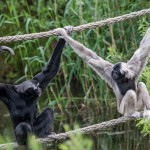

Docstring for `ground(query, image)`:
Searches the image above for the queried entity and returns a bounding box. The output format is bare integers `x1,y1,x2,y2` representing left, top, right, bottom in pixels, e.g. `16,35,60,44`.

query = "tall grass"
0,0,150,148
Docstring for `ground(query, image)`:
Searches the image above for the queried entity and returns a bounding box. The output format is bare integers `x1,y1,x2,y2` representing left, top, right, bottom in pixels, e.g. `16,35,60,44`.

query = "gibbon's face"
15,80,42,98
112,63,126,80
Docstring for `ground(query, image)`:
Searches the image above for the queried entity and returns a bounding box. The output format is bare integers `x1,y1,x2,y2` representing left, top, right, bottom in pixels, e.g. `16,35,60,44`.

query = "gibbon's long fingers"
55,28,69,40
0,46,15,56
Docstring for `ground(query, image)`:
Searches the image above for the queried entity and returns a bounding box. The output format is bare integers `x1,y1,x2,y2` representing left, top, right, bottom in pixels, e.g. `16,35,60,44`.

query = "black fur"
0,39,65,145
112,63,136,95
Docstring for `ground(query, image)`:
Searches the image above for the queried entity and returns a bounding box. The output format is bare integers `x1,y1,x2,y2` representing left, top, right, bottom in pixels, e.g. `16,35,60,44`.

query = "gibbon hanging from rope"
55,27,150,119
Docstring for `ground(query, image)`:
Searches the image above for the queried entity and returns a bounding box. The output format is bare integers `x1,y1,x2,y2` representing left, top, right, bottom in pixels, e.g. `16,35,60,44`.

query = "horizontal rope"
0,8,150,43
0,116,135,149
38,116,135,143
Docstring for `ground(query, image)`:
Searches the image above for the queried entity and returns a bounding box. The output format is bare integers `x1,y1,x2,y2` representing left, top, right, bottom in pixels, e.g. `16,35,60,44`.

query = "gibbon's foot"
143,110,150,120
131,111,141,119
48,132,56,137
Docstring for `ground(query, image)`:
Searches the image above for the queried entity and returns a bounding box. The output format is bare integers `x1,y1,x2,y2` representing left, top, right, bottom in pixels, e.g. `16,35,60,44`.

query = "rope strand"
0,8,150,43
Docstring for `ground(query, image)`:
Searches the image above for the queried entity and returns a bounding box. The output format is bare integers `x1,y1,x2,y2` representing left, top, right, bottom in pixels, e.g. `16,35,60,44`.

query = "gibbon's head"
112,62,133,81
15,80,42,98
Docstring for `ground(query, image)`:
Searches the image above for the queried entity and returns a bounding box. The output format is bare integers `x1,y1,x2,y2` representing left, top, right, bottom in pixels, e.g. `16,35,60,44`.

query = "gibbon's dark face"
112,63,126,80
112,62,136,95
15,80,42,98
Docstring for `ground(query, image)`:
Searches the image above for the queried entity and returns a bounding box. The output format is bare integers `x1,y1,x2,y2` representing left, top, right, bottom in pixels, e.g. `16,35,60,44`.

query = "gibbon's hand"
55,28,69,40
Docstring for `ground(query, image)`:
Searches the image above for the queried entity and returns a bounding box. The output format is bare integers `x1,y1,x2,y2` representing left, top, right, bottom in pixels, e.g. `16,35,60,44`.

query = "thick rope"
0,8,150,43
38,116,134,143
0,116,135,149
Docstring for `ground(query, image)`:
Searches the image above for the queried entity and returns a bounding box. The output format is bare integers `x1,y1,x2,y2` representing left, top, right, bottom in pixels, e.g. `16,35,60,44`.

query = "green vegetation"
136,118,150,136
0,0,150,149
58,125,93,150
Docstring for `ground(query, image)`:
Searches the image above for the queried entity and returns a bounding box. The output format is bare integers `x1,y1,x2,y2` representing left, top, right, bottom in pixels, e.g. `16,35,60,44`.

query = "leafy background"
0,0,150,149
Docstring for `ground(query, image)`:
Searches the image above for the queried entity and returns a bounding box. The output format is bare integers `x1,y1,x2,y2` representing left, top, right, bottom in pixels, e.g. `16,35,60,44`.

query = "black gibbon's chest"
7,91,38,117
116,78,136,96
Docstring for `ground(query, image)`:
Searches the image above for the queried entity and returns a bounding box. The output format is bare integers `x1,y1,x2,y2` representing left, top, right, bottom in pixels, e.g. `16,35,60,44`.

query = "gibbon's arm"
0,83,8,102
55,28,114,87
0,46,14,55
127,27,150,81
33,38,66,91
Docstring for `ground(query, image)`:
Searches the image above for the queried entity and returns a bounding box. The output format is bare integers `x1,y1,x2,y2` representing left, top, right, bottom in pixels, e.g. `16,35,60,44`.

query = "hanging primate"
0,39,65,145
55,27,150,118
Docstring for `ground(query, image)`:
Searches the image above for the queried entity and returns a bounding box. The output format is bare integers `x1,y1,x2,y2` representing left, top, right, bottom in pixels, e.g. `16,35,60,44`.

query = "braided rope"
0,8,150,43
37,116,134,143
0,116,135,149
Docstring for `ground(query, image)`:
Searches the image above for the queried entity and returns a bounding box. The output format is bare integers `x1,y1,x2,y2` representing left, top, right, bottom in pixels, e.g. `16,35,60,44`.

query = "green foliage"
141,65,150,91
138,17,149,36
58,125,93,150
28,135,42,150
136,118,150,136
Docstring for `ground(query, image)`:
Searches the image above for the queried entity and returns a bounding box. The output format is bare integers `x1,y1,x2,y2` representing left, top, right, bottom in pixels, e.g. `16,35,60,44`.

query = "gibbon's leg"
33,108,54,138
119,90,137,117
14,122,32,145
137,82,150,119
